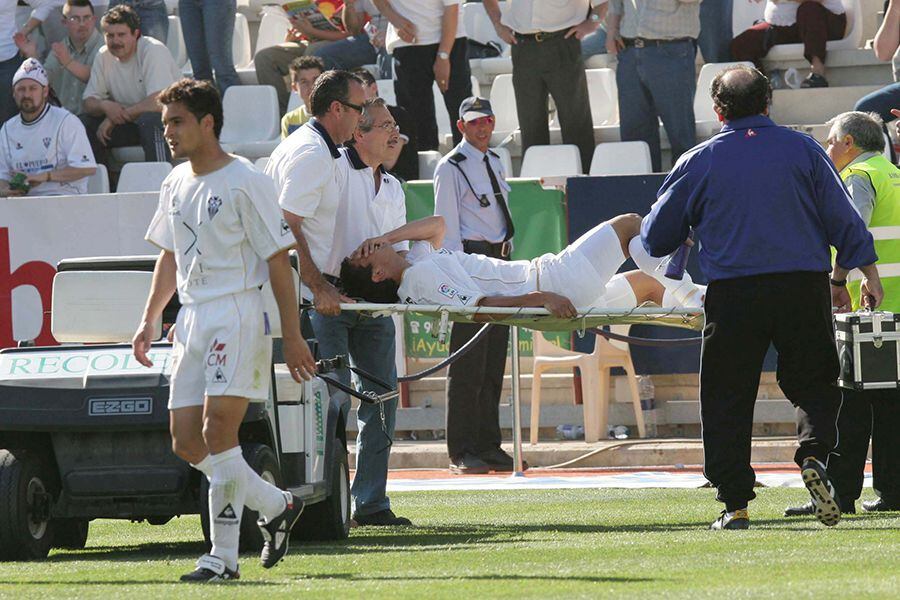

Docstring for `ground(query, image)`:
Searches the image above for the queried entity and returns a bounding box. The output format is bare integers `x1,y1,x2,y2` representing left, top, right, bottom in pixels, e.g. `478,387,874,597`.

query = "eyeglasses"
374,121,399,132
340,100,364,113
64,15,94,23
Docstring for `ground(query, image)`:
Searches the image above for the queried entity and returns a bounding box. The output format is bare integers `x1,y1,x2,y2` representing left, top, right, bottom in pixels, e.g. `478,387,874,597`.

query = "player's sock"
208,446,247,572
191,455,213,480
599,274,638,309
243,462,289,523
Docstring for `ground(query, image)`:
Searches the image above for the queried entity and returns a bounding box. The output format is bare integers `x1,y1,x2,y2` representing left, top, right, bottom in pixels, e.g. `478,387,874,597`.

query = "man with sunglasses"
432,96,517,475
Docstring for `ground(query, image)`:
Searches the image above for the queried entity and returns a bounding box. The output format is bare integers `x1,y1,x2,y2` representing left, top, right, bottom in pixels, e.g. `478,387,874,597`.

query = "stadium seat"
552,68,618,128
694,62,754,138
588,141,653,176
110,146,146,165
255,156,270,171
165,16,187,68
529,330,645,444
287,91,302,112
220,85,281,159
520,144,582,178
237,10,291,84
417,150,442,180
462,1,507,52
117,162,173,193
489,74,518,145
164,0,177,14
233,12,252,69
376,79,396,105
491,146,514,177
86,164,110,194
435,76,481,148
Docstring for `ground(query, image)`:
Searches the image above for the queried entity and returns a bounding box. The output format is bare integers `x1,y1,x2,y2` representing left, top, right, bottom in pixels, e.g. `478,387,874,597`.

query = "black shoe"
180,554,239,582
862,497,900,512
801,457,841,526
784,500,815,517
800,73,829,88
710,509,750,530
352,509,412,527
259,493,304,569
449,452,491,474
478,448,529,472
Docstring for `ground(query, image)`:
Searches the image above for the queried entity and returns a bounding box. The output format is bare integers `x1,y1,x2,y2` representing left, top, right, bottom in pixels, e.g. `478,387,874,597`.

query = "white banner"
0,192,159,347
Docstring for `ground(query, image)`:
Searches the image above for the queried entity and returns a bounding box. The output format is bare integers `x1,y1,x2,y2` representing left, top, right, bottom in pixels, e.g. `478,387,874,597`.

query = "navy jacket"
641,115,877,282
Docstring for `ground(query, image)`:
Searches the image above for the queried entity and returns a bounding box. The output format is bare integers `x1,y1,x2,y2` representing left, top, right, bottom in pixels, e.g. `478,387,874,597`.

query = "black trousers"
445,320,509,460
701,272,842,511
393,37,471,151
828,387,900,504
80,112,172,168
510,33,594,173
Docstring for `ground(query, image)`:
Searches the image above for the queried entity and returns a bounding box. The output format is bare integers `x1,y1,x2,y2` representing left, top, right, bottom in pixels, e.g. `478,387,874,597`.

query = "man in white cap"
0,58,97,197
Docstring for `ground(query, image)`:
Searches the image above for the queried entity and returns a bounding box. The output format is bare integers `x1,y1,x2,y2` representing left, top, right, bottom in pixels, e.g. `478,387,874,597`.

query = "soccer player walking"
132,78,317,582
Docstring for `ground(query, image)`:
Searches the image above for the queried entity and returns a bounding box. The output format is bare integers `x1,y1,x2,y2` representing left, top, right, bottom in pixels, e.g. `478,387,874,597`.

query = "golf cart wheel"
293,438,350,540
53,519,89,550
200,443,282,552
0,450,56,560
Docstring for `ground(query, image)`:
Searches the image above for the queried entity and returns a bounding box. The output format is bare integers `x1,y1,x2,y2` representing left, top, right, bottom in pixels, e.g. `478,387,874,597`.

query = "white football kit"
0,104,96,196
145,157,295,408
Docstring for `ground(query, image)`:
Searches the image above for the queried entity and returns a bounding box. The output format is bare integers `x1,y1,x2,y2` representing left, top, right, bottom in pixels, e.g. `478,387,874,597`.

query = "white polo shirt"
145,156,295,305
266,118,342,299
501,0,607,35
384,0,465,53
0,103,96,196
324,145,409,277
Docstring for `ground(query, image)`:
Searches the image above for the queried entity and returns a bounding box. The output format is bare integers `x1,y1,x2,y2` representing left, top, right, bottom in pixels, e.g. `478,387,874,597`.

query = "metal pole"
510,325,524,477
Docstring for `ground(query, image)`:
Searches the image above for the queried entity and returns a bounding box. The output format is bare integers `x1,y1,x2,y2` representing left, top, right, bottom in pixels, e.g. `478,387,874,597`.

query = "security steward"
433,96,518,474
642,66,883,531
785,111,900,516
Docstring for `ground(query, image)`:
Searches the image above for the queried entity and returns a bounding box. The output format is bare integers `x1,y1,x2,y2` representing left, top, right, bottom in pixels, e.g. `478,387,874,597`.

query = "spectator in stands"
374,0,471,150
109,1,168,43
311,0,378,71
255,1,353,115
484,0,604,173
281,55,324,138
352,66,418,180
179,0,239,94
3,1,60,122
606,0,700,172
731,0,847,88
699,0,732,63
14,0,103,116
81,5,178,166
0,58,96,197
855,0,900,162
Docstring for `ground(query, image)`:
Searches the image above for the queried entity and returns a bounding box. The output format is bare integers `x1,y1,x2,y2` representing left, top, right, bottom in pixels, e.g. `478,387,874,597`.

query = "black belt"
514,29,567,43
323,273,342,288
622,37,693,49
463,239,511,259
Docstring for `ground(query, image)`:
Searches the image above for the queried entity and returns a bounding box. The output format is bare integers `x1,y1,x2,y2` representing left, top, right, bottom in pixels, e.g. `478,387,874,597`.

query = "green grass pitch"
0,488,897,599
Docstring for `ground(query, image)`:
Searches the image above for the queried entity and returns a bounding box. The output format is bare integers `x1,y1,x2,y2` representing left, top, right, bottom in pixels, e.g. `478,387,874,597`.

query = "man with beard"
0,58,96,197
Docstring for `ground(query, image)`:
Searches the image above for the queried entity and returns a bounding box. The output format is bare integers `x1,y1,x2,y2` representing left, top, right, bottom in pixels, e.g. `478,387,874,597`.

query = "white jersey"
0,104,96,196
145,156,295,305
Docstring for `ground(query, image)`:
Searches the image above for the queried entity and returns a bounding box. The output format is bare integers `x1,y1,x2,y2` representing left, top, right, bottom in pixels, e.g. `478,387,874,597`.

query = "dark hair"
339,257,400,303
65,0,94,14
710,66,771,121
309,69,358,118
101,4,141,33
158,78,224,138
351,67,376,88
289,55,325,77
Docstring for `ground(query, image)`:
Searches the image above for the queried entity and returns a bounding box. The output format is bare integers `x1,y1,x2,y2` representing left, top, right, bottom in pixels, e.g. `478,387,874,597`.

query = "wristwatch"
590,13,601,23
830,277,847,287
437,51,450,60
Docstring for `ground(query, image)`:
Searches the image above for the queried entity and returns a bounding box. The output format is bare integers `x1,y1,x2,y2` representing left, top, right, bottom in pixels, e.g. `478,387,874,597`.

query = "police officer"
785,111,900,517
434,96,517,474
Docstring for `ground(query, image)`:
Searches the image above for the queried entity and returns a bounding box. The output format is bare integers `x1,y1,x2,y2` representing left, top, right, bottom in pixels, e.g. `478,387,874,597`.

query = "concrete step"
762,48,892,87
770,84,882,125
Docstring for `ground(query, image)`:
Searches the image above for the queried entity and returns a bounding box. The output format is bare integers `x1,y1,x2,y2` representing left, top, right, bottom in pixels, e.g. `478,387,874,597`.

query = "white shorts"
168,289,272,410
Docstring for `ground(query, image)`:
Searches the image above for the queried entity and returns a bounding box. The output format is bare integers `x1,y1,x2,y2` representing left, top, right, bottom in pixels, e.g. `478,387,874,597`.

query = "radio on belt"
835,310,900,390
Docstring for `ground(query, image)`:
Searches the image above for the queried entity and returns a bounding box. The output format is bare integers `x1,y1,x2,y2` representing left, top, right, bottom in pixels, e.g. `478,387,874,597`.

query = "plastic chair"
86,164,109,194
589,141,652,176
165,16,187,68
462,1,507,50
491,146,514,177
220,85,281,159
232,12,252,69
255,10,291,55
694,61,754,137
489,74,518,144
116,162,173,193
520,144,582,178
530,330,646,444
376,79,396,105
733,0,861,58
417,150,442,180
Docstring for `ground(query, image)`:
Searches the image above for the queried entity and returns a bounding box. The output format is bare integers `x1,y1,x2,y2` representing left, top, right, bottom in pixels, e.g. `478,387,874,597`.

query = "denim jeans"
311,34,377,71
616,40,697,172
698,0,733,63
0,54,24,124
179,0,239,94
309,309,397,517
855,83,900,163
109,0,169,44
580,28,607,60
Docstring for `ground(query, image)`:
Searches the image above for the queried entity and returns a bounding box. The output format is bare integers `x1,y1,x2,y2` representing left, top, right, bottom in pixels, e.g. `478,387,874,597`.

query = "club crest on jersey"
207,195,223,220
438,283,457,299
15,142,22,150
42,137,51,148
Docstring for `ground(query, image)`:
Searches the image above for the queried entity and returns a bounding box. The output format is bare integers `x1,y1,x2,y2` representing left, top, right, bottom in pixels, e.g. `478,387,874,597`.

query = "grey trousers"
254,40,330,114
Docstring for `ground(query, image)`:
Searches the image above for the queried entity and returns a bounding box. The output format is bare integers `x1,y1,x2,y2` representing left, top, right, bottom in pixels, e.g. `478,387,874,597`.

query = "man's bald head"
710,66,772,122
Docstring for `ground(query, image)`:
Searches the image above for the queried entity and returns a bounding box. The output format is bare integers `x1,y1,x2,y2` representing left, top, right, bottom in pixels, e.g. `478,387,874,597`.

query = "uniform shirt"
265,117,342,298
501,0,607,35
764,0,844,27
323,145,408,276
843,151,880,225
641,114,877,281
280,104,311,139
608,0,701,40
83,35,180,106
398,241,535,306
0,103,96,195
384,0,465,53
145,157,295,305
44,29,103,115
433,139,511,252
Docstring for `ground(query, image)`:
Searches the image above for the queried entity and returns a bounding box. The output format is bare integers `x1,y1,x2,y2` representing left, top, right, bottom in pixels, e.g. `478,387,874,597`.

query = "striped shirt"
608,0,701,40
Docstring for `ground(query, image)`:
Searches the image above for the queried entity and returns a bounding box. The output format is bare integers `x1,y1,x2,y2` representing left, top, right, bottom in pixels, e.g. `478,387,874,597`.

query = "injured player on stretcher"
338,214,705,317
